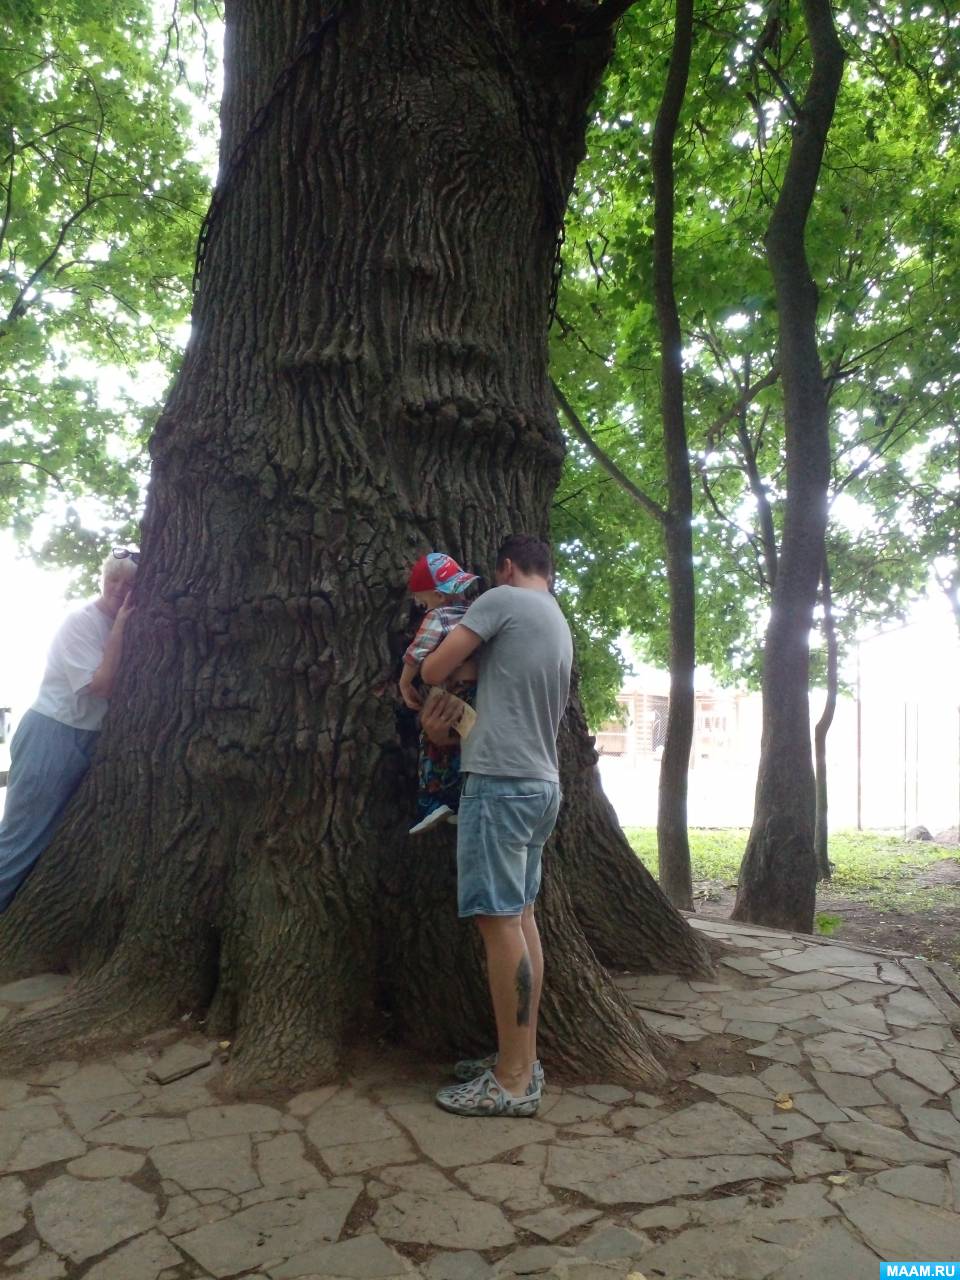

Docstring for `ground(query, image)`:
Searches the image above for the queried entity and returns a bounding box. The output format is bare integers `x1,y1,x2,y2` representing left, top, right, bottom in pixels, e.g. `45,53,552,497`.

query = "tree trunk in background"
937,425,960,641
0,0,710,1089
733,0,845,931
814,552,837,880
652,0,696,911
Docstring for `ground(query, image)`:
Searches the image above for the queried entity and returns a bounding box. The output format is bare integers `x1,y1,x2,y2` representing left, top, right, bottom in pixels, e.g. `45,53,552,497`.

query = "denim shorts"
456,774,561,918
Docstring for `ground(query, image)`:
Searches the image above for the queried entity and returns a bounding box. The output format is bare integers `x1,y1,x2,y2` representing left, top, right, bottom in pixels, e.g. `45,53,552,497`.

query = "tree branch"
758,53,803,118
833,395,946,497
697,468,767,590
705,365,781,448
552,379,667,524
734,398,779,587
1,118,96,166
0,127,14,258
0,191,133,334
825,326,915,383
0,458,66,489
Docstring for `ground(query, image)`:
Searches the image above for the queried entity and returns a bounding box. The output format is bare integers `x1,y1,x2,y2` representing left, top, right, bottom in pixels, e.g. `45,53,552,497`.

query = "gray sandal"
454,1054,545,1092
436,1069,541,1117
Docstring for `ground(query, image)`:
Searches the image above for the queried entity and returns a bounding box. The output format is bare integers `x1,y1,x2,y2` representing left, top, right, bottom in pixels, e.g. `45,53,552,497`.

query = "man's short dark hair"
496,534,553,579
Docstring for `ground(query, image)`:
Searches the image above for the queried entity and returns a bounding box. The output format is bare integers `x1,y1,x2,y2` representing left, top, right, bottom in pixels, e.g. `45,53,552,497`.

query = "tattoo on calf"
516,953,532,1026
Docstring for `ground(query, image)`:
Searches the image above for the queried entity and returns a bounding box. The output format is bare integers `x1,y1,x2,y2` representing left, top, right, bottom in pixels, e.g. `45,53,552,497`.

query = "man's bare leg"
520,905,543,1071
475,914,534,1096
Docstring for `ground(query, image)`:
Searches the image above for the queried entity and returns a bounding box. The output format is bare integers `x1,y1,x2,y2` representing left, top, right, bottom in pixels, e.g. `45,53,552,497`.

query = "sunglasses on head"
112,548,141,565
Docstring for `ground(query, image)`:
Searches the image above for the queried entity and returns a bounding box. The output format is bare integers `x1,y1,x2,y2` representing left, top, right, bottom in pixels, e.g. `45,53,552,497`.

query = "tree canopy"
2,0,957,710
553,0,960,721
0,0,212,570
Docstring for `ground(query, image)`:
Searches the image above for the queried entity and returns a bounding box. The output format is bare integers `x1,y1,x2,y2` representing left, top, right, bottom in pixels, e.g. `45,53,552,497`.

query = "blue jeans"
0,709,98,913
456,774,561,918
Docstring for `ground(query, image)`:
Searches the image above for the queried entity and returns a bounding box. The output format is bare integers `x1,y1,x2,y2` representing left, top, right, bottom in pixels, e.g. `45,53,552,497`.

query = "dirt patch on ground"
691,865,960,967
914,856,960,886
664,1036,763,1099
808,894,960,964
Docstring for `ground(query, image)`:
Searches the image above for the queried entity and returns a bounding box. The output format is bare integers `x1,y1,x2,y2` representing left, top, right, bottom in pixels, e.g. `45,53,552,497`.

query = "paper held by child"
423,685,477,740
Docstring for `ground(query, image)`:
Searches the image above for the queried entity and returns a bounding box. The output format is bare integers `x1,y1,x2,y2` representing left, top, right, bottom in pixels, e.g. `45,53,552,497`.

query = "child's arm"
399,660,423,710
400,609,445,709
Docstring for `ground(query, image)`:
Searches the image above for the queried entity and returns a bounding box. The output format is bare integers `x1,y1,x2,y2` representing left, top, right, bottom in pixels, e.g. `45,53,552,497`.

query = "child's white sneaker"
409,805,453,835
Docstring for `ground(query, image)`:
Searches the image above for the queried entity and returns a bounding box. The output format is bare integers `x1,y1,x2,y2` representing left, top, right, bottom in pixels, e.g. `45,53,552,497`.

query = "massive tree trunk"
0,0,710,1089
733,0,845,931
652,0,696,911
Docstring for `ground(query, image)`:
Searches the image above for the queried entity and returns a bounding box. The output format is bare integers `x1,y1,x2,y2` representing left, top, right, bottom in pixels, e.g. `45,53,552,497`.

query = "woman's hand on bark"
115,599,136,630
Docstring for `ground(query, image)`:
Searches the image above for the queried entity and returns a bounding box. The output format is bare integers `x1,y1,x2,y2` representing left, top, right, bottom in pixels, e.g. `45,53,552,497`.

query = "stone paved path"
2,918,960,1278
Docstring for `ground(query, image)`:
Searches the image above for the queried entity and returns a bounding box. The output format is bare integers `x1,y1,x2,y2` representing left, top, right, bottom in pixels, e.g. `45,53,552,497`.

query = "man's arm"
419,691,462,746
420,624,482,686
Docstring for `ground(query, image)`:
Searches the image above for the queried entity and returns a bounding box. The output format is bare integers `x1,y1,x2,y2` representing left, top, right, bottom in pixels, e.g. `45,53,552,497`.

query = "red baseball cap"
408,552,478,595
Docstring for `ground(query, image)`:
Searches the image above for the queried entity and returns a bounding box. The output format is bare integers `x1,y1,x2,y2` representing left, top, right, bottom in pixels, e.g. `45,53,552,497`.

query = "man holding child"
417,533,572,1118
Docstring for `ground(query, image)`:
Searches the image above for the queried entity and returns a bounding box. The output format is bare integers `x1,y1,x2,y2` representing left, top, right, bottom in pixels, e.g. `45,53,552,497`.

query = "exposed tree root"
208,829,380,1091
0,693,712,1092
535,871,670,1083
555,711,714,979
0,959,199,1075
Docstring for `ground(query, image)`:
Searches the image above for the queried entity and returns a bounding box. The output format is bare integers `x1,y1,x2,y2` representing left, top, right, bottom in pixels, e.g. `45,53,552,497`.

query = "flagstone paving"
1,919,960,1278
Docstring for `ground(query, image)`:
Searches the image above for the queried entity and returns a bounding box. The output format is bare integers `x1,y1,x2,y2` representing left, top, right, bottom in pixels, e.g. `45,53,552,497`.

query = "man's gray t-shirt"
459,586,573,783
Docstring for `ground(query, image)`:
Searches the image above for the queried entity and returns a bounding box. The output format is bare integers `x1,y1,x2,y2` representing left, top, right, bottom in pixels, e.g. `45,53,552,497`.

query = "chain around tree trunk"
475,6,570,325
194,4,567,320
192,6,345,294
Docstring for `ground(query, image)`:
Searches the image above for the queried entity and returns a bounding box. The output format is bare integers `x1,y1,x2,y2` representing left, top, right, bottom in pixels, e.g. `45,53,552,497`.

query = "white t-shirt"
31,602,113,731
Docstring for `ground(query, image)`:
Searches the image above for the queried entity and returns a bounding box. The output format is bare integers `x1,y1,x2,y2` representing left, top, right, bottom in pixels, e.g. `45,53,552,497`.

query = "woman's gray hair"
101,552,139,582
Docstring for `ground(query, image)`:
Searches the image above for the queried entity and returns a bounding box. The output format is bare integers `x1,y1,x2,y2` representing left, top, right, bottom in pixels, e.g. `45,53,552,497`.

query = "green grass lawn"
624,827,959,909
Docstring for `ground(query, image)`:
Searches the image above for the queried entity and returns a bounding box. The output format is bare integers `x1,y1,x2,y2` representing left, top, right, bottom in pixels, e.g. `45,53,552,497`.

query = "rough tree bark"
814,551,837,881
732,0,845,931
0,0,710,1089
651,0,696,911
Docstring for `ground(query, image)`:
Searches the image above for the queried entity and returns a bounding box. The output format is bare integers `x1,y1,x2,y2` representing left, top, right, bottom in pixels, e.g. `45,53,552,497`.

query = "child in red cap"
401,553,479,834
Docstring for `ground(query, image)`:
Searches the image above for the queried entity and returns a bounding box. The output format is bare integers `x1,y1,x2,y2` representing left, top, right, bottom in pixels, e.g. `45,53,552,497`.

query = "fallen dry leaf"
774,1092,794,1110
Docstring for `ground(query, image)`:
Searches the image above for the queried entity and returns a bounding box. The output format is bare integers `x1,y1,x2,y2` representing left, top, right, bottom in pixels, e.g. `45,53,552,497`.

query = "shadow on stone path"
2,917,960,1278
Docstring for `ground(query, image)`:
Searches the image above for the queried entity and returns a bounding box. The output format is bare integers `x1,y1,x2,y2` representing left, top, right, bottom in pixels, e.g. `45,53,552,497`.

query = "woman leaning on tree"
0,549,138,912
